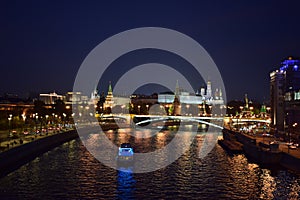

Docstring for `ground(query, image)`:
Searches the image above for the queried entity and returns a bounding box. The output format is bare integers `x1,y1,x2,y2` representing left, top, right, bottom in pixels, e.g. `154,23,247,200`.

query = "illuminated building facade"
270,57,300,135
158,80,224,116
39,92,64,105
158,80,224,105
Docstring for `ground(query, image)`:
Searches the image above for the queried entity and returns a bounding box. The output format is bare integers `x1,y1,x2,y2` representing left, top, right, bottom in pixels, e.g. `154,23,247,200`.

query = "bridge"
99,114,271,130
133,115,224,129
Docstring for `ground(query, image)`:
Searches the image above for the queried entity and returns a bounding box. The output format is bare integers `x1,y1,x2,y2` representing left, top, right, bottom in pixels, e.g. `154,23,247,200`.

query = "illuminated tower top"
175,80,180,97
245,93,249,110
104,81,114,108
206,80,212,98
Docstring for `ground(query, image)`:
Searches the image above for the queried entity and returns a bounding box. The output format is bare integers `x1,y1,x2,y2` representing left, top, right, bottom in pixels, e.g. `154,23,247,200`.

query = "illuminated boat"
117,143,134,162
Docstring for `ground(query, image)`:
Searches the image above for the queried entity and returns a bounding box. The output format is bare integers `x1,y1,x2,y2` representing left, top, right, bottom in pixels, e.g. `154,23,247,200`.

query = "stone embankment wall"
0,130,78,177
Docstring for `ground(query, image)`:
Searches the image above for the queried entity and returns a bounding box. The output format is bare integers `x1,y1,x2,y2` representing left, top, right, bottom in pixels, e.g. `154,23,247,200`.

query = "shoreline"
0,130,79,178
220,128,300,174
0,123,130,178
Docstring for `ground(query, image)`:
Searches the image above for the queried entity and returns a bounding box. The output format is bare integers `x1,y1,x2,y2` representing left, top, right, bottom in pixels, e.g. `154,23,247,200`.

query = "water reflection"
117,167,136,200
0,129,300,199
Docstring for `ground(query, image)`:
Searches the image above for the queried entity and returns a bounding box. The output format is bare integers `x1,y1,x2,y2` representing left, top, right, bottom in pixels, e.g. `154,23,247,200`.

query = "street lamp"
21,114,26,133
293,123,298,143
186,104,190,116
52,113,55,125
138,105,141,115
63,113,66,127
35,114,38,133
239,106,243,113
8,114,12,137
45,115,49,133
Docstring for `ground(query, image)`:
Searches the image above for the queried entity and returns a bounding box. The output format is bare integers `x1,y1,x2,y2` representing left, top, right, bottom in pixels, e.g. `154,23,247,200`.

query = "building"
158,80,224,106
39,92,65,105
270,56,300,135
270,70,285,130
66,92,81,104
158,80,224,116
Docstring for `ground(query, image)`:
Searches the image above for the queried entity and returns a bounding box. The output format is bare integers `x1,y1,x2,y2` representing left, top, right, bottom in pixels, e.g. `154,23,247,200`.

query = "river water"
0,128,300,199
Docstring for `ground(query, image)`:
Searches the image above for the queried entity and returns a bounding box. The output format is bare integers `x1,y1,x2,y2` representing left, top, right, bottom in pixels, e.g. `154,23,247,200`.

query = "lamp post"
8,114,12,137
63,113,66,128
35,114,38,133
186,104,190,116
293,122,298,143
45,115,49,134
21,114,26,133
138,105,141,115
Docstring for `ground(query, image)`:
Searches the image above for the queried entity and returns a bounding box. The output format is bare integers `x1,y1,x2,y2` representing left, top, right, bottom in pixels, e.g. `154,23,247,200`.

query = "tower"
173,80,181,116
200,87,205,97
104,81,114,110
244,94,249,110
214,88,219,100
90,87,100,105
206,80,212,99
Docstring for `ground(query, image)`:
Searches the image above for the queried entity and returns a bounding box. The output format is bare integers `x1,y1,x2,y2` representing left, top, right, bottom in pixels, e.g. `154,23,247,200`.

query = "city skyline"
2,1,300,102
2,2,300,198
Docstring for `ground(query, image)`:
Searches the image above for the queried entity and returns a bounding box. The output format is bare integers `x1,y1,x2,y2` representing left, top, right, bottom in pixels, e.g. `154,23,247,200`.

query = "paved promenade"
0,128,73,153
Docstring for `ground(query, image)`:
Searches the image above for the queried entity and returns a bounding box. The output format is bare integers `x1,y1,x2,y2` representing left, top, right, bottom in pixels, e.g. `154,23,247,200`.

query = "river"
0,128,299,199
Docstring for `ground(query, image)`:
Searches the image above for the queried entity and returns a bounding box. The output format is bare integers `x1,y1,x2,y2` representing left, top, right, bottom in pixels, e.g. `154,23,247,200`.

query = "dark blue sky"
1,1,300,102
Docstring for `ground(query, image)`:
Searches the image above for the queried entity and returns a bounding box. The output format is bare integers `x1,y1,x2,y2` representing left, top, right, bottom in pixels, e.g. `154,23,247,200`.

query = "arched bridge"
99,114,271,130
133,115,224,130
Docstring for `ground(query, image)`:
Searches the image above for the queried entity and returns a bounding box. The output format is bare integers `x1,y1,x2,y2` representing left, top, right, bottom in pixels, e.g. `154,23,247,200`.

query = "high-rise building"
270,57,300,135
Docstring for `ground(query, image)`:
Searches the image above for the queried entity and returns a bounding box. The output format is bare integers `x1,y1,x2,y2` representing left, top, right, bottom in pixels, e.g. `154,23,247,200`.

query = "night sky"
1,1,300,102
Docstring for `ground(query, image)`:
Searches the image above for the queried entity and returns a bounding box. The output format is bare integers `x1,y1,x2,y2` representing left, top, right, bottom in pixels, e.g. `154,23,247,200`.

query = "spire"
260,104,266,113
175,80,180,97
108,81,112,93
245,93,249,110
104,81,114,110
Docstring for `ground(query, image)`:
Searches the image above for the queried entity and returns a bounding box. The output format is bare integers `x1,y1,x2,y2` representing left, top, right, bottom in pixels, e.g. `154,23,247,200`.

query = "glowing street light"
22,113,26,132
293,123,298,128
8,114,12,137
45,115,49,133
35,114,38,133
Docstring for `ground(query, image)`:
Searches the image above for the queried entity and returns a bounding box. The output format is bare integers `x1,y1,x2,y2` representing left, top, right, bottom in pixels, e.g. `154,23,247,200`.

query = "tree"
34,100,46,116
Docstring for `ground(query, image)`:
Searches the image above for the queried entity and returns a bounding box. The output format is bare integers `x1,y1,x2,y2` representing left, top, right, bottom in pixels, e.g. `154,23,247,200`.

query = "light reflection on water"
0,129,299,199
